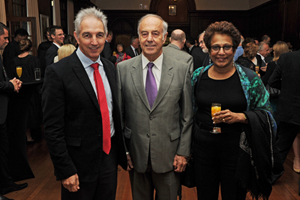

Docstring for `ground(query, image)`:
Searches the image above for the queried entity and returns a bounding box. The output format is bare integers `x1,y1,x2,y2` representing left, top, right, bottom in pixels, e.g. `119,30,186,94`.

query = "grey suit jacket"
163,44,193,76
117,54,193,174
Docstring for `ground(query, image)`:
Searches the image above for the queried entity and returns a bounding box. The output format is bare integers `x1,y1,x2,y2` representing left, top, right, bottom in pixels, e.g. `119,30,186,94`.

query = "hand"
213,109,246,124
260,66,267,72
173,155,187,172
9,78,22,93
126,154,134,171
62,174,80,192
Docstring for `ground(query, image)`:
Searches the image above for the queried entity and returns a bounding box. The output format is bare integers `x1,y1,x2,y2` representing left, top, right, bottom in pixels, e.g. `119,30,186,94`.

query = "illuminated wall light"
51,0,54,7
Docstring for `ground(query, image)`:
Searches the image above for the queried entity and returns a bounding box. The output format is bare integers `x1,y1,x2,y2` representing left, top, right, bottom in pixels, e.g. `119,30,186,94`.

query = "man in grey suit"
163,29,193,76
117,14,193,200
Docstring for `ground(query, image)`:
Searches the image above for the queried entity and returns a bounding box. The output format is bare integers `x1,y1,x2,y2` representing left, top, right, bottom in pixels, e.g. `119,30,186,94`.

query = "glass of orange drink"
211,103,221,134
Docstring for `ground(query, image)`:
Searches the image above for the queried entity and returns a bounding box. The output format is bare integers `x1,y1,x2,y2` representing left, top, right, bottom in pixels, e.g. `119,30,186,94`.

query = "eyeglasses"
211,45,233,53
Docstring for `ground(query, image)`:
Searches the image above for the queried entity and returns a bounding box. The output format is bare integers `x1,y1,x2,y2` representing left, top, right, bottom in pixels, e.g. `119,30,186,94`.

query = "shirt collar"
76,47,102,69
189,45,194,51
142,53,163,71
53,42,61,48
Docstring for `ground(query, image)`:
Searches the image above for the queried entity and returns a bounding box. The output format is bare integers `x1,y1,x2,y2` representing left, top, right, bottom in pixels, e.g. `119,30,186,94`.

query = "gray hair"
137,14,168,39
74,7,108,37
258,41,267,52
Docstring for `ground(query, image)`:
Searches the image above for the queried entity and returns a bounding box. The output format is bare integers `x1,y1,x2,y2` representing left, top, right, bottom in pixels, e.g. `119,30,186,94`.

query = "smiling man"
42,7,126,200
117,14,193,200
45,26,65,67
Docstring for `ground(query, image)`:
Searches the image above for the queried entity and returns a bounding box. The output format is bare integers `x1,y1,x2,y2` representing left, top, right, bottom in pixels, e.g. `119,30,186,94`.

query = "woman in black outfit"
191,21,276,200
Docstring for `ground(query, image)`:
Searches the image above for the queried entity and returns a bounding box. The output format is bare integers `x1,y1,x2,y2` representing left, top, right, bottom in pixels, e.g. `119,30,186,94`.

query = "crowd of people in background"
1,6,300,200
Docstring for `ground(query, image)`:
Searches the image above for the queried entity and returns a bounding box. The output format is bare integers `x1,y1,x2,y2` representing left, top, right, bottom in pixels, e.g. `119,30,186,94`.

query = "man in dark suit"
100,30,116,64
269,49,300,182
42,8,126,200
117,14,192,200
37,27,52,76
197,31,211,68
45,26,64,67
2,28,28,71
125,36,140,58
163,29,193,75
0,22,26,200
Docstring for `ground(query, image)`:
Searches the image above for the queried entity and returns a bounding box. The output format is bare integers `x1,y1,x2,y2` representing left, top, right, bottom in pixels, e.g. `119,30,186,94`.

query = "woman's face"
117,44,123,53
209,34,235,69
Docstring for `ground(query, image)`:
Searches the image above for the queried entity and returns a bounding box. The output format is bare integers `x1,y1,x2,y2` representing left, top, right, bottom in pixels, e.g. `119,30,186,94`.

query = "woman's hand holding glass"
213,109,247,124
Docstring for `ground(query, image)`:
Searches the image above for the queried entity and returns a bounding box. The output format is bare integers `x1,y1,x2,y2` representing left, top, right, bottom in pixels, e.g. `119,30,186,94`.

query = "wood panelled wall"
103,0,300,49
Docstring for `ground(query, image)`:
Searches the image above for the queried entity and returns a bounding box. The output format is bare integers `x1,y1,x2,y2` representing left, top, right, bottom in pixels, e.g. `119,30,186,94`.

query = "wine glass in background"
16,66,22,79
211,103,221,134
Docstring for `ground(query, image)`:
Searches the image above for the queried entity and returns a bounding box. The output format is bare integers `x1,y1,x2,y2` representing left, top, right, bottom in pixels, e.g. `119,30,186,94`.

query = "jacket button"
149,116,153,120
147,133,150,138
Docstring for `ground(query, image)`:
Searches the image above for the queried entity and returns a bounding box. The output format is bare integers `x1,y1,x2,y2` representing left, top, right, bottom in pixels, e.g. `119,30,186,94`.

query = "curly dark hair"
204,21,241,52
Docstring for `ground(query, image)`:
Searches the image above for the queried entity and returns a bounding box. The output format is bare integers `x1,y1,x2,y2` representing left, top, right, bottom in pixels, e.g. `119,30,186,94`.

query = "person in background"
38,27,52,76
42,7,127,200
235,38,257,71
198,31,211,67
2,28,28,70
101,30,116,64
256,41,269,76
114,43,131,66
54,35,77,63
192,21,276,200
269,45,300,184
0,22,25,200
125,36,140,58
163,29,193,75
45,26,64,67
117,14,192,200
57,44,76,62
233,35,244,61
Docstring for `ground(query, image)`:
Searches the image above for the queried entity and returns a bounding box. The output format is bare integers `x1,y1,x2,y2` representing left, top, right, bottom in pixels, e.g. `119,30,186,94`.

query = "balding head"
169,29,186,49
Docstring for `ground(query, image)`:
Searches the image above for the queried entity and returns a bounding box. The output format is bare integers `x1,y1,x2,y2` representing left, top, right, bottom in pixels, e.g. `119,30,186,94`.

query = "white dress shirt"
76,47,115,137
142,53,163,91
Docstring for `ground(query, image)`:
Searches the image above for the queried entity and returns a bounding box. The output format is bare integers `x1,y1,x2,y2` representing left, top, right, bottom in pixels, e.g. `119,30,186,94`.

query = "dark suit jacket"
38,40,52,76
45,43,59,68
269,50,300,125
0,58,14,124
125,46,137,58
190,46,207,71
42,52,127,182
100,41,116,64
2,40,20,71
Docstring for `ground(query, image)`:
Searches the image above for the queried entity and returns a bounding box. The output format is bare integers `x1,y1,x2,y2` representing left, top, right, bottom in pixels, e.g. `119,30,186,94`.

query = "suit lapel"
151,56,173,111
71,53,100,111
130,56,151,110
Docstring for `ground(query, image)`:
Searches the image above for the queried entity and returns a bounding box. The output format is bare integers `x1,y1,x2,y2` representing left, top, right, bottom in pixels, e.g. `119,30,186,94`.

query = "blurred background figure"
114,43,131,66
37,27,52,77
235,38,257,71
53,34,77,63
233,35,244,61
2,28,28,70
125,36,140,58
55,44,76,63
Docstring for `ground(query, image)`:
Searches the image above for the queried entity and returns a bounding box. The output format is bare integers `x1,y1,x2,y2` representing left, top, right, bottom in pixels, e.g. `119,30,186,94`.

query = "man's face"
106,34,113,43
132,38,139,49
52,29,65,46
199,34,208,53
139,16,167,61
74,16,106,62
260,43,270,58
0,29,9,50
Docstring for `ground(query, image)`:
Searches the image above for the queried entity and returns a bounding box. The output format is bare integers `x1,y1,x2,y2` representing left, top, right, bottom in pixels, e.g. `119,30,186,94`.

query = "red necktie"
90,63,111,154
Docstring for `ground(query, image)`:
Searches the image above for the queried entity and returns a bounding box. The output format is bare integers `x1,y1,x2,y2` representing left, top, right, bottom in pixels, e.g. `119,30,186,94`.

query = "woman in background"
114,43,131,66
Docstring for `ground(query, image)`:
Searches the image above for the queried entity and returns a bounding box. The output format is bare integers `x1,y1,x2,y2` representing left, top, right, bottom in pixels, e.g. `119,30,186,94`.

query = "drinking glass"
211,103,221,134
255,66,259,74
16,66,22,78
34,68,41,81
